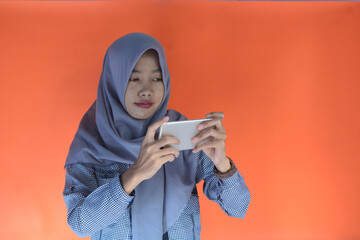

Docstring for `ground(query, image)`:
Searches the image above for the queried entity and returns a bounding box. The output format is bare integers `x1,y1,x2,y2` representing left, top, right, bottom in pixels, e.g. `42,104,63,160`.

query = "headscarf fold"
65,32,197,240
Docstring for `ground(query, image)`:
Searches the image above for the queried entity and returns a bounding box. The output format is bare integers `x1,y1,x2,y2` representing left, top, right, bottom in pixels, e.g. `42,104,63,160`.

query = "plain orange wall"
0,1,359,240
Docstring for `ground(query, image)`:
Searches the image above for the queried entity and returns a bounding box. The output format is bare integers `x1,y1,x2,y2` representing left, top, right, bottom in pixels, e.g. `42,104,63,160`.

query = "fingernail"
192,149,197,153
164,116,169,121
206,114,211,118
192,137,198,143
198,125,203,130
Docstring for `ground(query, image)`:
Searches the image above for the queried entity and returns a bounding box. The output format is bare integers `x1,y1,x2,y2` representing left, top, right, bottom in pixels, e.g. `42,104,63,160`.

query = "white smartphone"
159,118,212,151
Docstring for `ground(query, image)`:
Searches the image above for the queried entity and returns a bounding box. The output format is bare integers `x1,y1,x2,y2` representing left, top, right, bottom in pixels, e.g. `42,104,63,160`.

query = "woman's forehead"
131,49,161,73
139,49,160,62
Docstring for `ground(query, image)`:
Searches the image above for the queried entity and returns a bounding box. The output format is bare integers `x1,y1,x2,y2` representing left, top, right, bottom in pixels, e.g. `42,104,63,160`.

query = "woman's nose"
138,88,152,97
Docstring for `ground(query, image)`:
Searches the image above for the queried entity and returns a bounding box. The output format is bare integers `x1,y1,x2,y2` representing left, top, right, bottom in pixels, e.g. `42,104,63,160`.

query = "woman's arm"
64,117,180,237
192,112,251,218
120,116,180,195
197,151,251,218
63,163,134,237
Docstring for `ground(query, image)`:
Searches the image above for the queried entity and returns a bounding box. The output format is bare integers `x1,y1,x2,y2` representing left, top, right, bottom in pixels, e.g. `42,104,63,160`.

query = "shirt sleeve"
63,163,134,237
196,151,251,219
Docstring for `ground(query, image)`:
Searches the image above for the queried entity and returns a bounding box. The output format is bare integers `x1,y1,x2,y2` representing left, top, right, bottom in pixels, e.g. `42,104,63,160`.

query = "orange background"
0,1,359,240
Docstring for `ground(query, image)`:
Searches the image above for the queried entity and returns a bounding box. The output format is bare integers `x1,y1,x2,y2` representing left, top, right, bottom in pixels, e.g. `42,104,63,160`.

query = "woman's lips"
135,102,154,109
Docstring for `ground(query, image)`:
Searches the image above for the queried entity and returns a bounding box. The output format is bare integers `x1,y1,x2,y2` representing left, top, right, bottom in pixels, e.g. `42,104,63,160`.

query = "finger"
192,128,226,143
155,136,180,149
159,154,177,163
206,112,224,120
193,139,225,153
155,146,180,159
145,116,169,142
197,118,225,133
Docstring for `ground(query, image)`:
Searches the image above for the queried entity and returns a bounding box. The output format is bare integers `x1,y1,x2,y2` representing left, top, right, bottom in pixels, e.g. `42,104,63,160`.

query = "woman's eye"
153,78,163,82
129,78,139,81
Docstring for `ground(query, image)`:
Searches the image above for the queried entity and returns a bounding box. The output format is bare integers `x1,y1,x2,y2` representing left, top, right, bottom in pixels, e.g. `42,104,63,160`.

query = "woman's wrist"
214,157,237,179
215,156,231,173
120,166,142,195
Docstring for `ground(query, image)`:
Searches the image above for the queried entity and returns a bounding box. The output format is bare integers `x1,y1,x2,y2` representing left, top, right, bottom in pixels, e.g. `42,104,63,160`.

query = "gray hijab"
65,32,197,239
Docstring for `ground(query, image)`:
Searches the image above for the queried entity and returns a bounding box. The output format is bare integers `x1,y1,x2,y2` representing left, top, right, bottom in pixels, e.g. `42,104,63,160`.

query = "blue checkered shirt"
63,151,250,239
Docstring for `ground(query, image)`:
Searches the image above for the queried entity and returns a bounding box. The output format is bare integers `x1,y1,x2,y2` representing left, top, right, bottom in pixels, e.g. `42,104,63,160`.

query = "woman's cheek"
155,82,165,98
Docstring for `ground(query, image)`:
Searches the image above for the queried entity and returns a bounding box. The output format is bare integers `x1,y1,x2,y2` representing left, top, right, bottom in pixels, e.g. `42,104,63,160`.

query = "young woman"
63,32,250,240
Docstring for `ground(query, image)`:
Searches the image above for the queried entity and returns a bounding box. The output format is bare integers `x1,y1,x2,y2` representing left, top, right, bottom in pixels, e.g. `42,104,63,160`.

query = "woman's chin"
129,110,155,120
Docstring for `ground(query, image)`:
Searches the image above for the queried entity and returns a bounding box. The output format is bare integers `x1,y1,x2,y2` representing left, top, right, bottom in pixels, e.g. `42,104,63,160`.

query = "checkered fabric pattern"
63,151,251,239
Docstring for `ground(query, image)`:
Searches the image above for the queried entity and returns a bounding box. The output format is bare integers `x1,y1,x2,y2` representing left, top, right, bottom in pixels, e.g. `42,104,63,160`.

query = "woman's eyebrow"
131,69,162,73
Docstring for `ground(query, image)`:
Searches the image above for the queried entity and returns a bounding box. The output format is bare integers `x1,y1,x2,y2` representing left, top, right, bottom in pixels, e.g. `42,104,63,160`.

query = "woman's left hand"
192,112,231,173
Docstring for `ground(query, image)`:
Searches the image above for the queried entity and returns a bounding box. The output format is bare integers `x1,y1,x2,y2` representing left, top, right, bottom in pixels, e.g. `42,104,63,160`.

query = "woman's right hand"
120,116,180,194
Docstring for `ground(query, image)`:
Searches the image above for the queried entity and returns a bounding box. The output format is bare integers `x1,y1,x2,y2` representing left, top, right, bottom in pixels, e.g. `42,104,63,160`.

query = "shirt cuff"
213,157,237,179
218,170,243,190
109,176,134,205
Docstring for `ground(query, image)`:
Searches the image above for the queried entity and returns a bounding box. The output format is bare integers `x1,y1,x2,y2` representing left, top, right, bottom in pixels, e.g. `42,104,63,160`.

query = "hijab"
64,32,197,239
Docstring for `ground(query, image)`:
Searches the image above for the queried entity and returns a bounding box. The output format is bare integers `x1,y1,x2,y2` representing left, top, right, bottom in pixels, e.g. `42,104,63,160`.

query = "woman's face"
124,50,165,119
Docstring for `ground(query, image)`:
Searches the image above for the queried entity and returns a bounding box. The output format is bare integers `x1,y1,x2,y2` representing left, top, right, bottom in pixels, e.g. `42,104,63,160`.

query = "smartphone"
159,118,212,151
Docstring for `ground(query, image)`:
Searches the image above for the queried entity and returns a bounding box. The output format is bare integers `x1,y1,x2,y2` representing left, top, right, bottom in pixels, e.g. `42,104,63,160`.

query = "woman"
63,32,250,240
